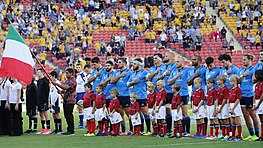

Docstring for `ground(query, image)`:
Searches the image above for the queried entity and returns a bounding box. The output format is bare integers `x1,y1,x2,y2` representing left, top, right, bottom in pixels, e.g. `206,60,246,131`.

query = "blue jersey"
102,71,116,100
238,66,255,97
206,66,220,89
254,62,263,71
114,69,133,97
168,67,192,97
163,62,177,93
220,65,239,88
188,65,206,91
147,64,166,85
90,67,107,94
128,69,148,100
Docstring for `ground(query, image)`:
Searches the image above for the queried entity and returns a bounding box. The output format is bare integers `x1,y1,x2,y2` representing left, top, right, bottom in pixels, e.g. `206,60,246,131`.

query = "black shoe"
24,129,33,133
51,131,58,135
256,137,263,141
169,135,176,138
61,131,75,135
176,135,182,138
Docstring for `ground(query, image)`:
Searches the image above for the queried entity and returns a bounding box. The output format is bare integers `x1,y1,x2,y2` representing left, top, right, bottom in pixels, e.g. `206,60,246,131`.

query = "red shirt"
147,92,156,108
95,94,106,108
229,87,242,103
217,86,229,105
129,101,140,115
255,82,263,100
171,93,182,109
192,89,205,106
83,92,96,108
206,88,217,106
155,90,167,106
109,98,120,112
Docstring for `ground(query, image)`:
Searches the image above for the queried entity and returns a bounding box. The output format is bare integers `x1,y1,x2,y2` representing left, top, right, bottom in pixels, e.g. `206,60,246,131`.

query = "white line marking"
143,142,221,147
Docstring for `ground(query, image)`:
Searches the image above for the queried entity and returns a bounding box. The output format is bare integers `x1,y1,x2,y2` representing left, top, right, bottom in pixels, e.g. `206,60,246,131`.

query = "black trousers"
10,103,23,136
0,100,11,135
63,103,75,133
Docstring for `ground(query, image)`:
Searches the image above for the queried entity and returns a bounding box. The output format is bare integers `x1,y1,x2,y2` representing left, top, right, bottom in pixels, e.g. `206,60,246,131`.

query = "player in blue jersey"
238,54,260,141
110,58,133,135
88,57,107,94
128,58,148,134
205,57,220,90
146,53,166,85
161,53,177,135
75,64,92,128
187,56,206,91
168,57,192,136
218,54,239,88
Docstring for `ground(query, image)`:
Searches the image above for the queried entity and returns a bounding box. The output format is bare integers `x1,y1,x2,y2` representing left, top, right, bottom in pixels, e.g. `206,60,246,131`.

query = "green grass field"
1,110,263,148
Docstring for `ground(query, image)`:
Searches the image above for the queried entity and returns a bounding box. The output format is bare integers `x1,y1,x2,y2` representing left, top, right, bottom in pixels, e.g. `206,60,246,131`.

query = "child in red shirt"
147,82,157,136
206,78,219,138
253,70,263,141
129,93,141,135
154,80,167,137
108,88,122,136
94,85,108,136
170,84,183,138
83,83,96,137
192,78,206,138
229,75,242,141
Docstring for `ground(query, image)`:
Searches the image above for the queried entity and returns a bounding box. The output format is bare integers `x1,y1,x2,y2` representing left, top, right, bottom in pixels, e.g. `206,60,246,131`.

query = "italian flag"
0,24,34,84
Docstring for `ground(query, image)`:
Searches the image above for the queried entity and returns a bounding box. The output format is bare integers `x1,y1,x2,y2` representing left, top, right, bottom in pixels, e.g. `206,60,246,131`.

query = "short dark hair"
91,57,100,63
84,83,92,89
195,55,202,62
206,78,215,84
76,63,82,67
205,57,214,65
118,58,127,64
84,64,91,69
218,54,232,63
243,54,254,61
255,70,263,82
154,53,163,59
49,71,58,78
173,84,181,91
66,68,74,74
106,60,114,66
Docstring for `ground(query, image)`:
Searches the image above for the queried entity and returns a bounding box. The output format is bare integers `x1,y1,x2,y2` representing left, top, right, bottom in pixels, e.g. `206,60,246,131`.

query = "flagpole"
29,47,64,99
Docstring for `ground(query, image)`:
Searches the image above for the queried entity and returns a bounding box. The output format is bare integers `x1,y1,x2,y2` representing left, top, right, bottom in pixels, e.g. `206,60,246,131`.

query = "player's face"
50,75,56,81
157,84,164,91
260,52,263,62
130,96,136,103
191,58,198,66
229,80,236,87
84,67,91,74
96,87,102,93
207,63,214,70
194,81,201,89
147,85,154,92
37,70,44,77
220,60,228,68
84,86,91,92
163,54,170,63
153,57,161,65
76,66,82,73
175,60,183,68
110,92,116,98
206,82,213,89
217,79,223,85
65,71,72,79
92,62,100,70
105,64,112,72
117,60,124,69
133,63,139,71
242,56,249,67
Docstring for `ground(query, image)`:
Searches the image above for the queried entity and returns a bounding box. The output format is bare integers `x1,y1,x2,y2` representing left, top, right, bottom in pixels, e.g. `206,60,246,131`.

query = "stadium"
0,0,263,147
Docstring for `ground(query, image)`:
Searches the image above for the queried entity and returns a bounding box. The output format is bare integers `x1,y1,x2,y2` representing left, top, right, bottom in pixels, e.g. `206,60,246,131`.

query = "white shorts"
84,107,94,120
218,105,230,119
172,108,182,122
95,108,106,121
130,114,141,126
207,105,217,119
148,108,156,120
193,105,207,119
256,100,263,114
155,106,166,120
109,112,122,124
229,103,242,117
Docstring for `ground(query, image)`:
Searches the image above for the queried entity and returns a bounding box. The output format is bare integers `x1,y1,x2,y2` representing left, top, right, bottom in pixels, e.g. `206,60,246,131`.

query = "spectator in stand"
144,29,151,43
222,39,228,52
100,39,106,57
229,37,234,55
94,41,101,56
221,27,227,40
255,33,261,49
250,35,256,48
160,31,167,47
150,30,156,43
195,41,202,51
236,19,242,33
